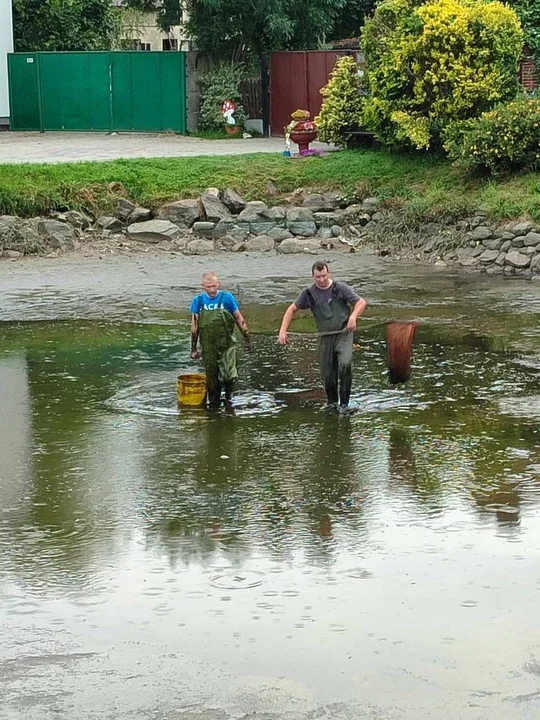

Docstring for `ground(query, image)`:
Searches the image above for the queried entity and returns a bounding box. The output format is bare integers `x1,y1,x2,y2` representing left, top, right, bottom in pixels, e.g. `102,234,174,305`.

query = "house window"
162,39,179,51
133,41,151,51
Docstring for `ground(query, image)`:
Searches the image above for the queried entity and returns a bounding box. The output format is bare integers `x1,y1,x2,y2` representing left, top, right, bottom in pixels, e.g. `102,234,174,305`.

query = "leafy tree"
315,56,365,146
329,0,378,42
361,0,524,150
508,0,540,66
12,0,121,52
184,0,347,60
126,0,376,47
122,0,182,32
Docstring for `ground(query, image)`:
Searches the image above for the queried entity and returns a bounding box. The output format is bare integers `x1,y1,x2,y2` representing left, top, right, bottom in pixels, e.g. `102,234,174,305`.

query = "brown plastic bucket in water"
386,322,418,384
177,373,207,406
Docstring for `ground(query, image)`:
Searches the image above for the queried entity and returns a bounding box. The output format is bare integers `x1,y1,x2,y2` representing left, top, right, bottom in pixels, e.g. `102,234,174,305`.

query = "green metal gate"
8,52,187,133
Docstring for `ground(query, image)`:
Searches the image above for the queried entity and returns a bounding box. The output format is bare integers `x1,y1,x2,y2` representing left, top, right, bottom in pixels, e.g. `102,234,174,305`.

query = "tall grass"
0,150,538,220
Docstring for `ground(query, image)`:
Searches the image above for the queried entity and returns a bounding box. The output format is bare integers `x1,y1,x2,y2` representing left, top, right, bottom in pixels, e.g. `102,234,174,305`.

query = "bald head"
202,271,220,297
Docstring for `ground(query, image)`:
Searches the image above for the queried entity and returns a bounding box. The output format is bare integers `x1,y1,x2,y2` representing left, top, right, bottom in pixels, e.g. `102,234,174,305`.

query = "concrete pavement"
0,131,330,164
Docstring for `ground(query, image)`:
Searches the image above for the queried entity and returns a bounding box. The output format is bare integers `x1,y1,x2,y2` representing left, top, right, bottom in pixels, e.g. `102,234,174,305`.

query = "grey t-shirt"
295,281,361,311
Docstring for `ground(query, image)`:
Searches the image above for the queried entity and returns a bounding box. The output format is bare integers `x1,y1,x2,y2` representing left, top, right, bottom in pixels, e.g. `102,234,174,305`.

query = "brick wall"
520,54,539,91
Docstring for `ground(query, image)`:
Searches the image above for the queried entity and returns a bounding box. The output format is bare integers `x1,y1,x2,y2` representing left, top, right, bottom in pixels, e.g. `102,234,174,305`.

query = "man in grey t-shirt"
278,261,367,407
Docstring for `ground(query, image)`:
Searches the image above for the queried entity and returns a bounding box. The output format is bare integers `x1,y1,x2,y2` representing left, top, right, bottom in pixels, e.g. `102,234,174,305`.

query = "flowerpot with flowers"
285,109,318,153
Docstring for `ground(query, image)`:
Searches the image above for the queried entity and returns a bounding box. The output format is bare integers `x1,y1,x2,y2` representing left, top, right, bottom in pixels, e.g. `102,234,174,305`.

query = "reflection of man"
190,271,251,409
278,262,367,408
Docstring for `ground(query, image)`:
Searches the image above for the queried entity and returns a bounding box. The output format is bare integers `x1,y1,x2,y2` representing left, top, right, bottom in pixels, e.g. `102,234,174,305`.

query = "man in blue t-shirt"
190,271,251,408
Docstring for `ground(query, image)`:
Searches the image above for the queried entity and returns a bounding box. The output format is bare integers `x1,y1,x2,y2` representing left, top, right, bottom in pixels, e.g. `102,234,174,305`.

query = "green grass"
1,149,539,220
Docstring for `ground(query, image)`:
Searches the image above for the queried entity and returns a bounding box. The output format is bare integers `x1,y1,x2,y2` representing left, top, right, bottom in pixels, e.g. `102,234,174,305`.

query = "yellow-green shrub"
361,0,524,150
315,56,365,147
444,98,540,173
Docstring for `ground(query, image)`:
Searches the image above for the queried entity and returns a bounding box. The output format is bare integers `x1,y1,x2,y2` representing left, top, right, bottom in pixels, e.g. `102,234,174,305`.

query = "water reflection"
0,321,539,600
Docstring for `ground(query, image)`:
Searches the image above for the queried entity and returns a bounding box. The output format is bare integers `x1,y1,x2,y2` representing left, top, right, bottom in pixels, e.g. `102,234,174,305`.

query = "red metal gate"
270,51,348,136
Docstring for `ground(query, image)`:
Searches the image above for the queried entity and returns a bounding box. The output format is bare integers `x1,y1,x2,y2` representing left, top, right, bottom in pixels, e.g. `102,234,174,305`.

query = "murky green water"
2,256,540,719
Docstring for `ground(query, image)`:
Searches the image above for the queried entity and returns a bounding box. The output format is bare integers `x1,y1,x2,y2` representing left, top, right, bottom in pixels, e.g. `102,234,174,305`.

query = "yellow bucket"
177,373,207,406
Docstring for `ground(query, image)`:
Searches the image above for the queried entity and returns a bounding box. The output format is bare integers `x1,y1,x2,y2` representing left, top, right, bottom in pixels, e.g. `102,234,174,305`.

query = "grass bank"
1,149,539,220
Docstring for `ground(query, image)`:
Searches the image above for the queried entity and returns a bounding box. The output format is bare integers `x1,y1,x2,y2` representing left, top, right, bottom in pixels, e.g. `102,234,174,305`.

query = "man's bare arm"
346,298,367,332
191,313,200,357
233,309,250,336
278,304,299,345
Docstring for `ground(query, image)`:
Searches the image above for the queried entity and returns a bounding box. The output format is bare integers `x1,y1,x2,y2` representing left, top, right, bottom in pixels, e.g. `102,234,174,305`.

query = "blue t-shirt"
190,291,239,315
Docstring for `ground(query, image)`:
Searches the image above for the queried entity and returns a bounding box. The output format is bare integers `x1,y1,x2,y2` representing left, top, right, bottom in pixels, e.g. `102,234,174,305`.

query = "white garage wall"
0,0,14,122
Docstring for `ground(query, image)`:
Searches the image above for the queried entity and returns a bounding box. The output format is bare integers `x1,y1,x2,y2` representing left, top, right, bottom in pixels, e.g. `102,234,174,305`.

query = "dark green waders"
198,296,238,408
307,285,354,407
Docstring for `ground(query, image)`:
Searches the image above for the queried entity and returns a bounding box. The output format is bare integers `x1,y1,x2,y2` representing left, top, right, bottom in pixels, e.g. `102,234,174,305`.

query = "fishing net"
386,321,418,384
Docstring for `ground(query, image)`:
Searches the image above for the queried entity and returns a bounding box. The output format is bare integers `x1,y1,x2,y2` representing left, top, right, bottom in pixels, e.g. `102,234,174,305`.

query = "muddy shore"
0,249,491,323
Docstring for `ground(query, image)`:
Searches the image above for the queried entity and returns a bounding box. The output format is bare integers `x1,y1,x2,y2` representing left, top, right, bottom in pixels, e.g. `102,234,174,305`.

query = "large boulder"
37,219,77,250
158,199,201,227
485,238,503,251
193,221,216,238
117,198,137,221
523,231,540,247
97,216,122,232
199,188,232,223
286,207,314,223
286,207,316,236
245,235,275,252
267,206,287,223
471,226,492,241
127,219,182,243
185,238,215,255
237,201,270,223
302,193,335,212
268,227,292,242
277,237,322,254
479,249,499,264
288,222,317,237
63,210,92,229
519,245,537,256
213,219,238,239
0,217,46,255
128,207,152,224
250,221,276,235
222,188,246,214
225,226,249,243
313,211,345,228
505,250,531,268
511,221,534,236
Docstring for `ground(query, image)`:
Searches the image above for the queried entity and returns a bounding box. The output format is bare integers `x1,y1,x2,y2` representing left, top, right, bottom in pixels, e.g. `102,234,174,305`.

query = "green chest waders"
198,294,238,407
306,283,354,407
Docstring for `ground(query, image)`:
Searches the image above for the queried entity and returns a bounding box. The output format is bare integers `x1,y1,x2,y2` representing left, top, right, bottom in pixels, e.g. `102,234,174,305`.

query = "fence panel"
8,52,187,133
8,54,40,131
270,50,347,136
240,77,263,119
40,53,111,131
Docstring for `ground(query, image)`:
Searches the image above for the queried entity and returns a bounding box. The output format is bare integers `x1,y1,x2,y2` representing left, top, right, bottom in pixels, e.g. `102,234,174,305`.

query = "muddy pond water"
1,254,540,719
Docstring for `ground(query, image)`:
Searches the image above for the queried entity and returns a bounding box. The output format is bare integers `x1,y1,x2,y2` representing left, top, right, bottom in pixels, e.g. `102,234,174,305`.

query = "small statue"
221,99,237,125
